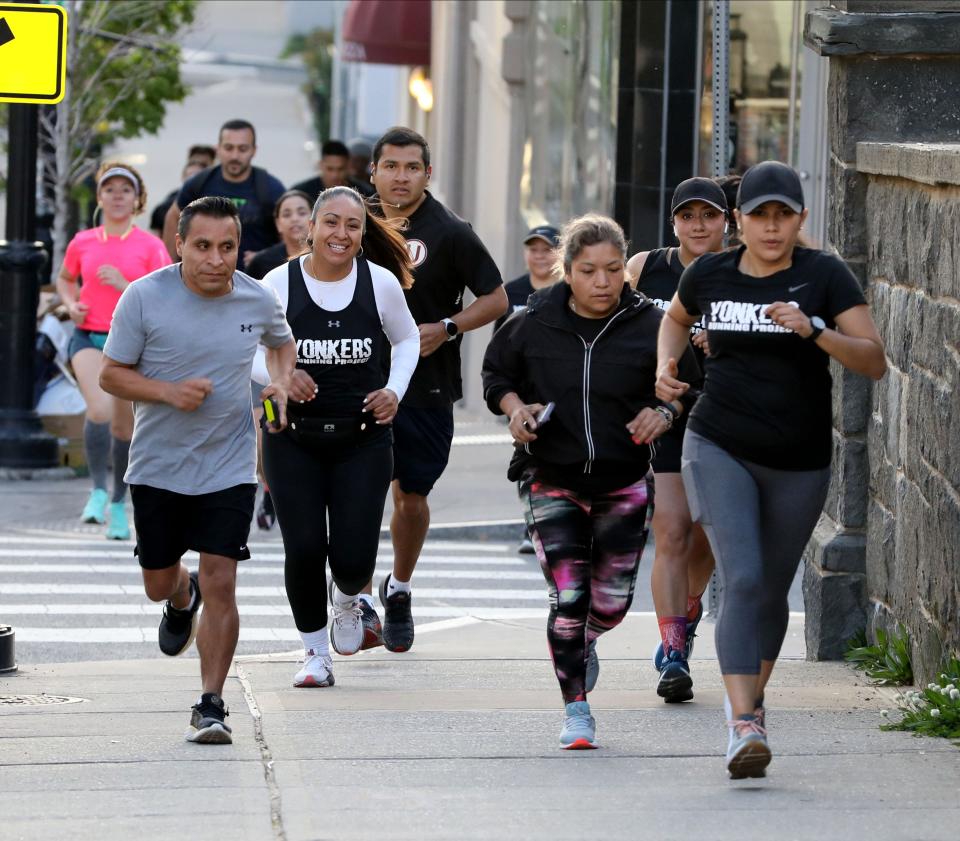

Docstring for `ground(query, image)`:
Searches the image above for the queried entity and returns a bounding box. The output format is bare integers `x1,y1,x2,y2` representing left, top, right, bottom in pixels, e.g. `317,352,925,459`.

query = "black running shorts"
391,404,455,497
650,424,684,474
130,483,256,570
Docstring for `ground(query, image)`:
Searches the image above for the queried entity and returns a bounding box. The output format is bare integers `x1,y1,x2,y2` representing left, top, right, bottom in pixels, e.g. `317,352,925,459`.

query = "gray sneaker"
559,700,597,750
725,714,770,779
585,639,599,693
327,579,363,655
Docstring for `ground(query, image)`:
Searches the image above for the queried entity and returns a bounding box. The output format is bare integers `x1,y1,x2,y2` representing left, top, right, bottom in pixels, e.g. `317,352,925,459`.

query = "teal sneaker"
585,639,599,693
105,502,130,540
81,488,109,524
559,701,597,750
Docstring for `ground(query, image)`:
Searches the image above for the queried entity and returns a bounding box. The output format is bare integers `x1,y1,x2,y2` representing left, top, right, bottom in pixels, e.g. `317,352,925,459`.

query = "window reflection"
520,0,620,226
698,0,803,175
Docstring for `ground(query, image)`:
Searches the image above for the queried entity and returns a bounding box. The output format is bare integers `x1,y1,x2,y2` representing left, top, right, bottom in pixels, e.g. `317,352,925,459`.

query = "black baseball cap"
737,161,804,214
670,177,728,216
524,225,560,247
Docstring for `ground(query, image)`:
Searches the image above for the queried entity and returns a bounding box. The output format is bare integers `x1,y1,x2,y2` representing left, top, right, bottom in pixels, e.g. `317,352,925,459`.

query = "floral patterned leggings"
521,475,651,702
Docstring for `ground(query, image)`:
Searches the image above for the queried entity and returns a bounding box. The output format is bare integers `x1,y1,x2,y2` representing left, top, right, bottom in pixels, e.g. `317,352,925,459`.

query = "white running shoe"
329,597,364,655
293,650,335,687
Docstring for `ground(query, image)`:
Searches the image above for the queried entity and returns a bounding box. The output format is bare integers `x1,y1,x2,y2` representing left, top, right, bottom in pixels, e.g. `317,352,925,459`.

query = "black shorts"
391,404,455,497
130,483,256,570
650,424,684,474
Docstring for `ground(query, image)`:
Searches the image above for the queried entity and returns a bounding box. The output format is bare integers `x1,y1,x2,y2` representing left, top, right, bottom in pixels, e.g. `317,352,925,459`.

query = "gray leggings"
680,430,830,675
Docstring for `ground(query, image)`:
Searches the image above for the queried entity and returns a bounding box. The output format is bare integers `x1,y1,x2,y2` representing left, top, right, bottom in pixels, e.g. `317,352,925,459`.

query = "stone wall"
803,2,960,678
858,143,960,681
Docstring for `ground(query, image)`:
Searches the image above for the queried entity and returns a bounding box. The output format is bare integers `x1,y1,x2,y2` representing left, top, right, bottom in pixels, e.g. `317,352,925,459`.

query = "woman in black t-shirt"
657,161,886,779
484,214,698,750
626,177,728,704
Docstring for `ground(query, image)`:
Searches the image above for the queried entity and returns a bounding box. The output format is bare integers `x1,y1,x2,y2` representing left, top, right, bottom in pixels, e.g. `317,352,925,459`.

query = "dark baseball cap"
737,161,804,214
524,225,560,247
670,177,729,216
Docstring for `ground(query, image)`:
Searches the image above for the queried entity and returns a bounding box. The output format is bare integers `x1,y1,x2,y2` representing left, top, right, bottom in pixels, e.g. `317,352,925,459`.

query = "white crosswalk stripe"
0,531,556,661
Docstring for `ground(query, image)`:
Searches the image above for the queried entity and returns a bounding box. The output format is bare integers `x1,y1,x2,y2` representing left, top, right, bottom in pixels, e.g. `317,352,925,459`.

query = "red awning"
341,0,431,66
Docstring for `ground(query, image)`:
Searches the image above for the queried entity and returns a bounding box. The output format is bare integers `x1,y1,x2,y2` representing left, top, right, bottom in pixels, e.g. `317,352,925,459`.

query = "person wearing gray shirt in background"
100,196,312,744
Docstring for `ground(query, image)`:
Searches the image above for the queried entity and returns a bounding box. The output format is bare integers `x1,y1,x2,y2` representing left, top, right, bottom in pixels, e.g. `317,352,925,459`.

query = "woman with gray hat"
656,160,887,779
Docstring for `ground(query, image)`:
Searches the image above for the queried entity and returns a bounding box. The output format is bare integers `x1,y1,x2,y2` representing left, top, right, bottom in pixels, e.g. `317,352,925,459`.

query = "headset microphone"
724,222,729,234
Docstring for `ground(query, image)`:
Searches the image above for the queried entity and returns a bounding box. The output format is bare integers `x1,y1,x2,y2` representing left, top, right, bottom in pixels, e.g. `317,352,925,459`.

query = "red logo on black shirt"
407,239,428,267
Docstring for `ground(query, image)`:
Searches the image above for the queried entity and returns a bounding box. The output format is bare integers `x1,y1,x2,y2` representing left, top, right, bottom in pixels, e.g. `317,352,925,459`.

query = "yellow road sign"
0,3,67,105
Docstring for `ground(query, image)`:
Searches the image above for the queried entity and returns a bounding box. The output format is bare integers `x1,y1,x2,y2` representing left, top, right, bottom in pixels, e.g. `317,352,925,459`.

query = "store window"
519,0,620,227
697,0,804,175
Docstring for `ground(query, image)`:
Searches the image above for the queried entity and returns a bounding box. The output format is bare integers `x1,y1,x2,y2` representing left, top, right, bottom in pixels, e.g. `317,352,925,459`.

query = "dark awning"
341,0,431,66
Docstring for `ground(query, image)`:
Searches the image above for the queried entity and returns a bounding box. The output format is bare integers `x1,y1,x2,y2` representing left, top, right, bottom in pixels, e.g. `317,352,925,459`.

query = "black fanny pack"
284,413,381,448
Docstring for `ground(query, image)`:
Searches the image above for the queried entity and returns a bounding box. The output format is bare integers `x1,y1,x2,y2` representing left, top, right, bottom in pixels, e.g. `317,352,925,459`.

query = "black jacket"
482,282,701,492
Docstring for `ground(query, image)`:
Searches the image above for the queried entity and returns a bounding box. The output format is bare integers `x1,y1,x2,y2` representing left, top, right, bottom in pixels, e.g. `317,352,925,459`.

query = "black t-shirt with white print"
381,191,503,408
677,245,867,470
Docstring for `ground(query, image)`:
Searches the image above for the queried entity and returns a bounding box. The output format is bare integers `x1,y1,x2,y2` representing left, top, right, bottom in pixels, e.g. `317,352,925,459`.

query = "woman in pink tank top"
55,162,171,539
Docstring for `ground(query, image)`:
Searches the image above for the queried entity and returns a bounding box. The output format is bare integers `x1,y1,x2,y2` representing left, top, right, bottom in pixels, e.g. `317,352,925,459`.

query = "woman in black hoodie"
483,214,700,750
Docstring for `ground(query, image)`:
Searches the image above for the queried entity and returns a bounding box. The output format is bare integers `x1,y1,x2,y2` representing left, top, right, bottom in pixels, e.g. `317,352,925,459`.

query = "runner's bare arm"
100,355,212,412
656,295,699,402
625,251,650,288
419,286,509,356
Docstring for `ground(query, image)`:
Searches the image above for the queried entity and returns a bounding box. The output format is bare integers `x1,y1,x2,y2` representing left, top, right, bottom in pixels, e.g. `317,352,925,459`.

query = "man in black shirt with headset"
364,126,507,652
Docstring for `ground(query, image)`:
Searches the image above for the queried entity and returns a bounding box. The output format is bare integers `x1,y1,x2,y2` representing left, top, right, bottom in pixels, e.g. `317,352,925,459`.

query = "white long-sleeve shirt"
252,256,420,401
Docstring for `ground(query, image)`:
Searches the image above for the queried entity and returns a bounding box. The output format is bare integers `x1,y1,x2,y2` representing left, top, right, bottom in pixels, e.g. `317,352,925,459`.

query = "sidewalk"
2,615,958,841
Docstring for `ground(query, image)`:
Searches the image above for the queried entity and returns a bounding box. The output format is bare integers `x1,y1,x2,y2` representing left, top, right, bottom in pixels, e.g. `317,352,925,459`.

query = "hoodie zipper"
578,307,631,475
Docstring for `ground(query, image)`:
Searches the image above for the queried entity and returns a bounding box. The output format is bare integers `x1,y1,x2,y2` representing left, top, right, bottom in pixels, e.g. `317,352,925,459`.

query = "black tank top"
637,247,706,367
636,247,684,311
285,256,386,417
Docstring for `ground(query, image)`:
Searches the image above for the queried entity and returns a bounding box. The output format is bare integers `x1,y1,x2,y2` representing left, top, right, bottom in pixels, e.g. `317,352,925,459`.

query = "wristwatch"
807,316,826,341
441,318,459,341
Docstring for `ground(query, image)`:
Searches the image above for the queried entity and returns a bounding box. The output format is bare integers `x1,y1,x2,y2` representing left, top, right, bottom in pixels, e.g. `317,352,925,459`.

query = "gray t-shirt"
104,264,292,495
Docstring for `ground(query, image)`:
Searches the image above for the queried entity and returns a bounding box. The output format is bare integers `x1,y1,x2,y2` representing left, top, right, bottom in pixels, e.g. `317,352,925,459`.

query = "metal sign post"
0,1,69,672
706,1,730,617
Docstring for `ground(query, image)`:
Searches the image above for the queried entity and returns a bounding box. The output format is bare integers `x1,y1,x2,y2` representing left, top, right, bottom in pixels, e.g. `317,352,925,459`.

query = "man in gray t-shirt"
101,196,307,745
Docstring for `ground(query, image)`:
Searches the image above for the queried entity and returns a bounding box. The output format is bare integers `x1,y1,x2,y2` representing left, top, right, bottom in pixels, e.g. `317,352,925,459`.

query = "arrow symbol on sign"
0,18,13,48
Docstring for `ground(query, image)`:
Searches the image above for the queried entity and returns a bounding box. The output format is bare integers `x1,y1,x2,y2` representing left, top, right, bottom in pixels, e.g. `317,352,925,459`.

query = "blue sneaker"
585,639,599,693
652,600,704,671
559,700,597,750
81,488,109,524
105,502,130,540
657,649,693,703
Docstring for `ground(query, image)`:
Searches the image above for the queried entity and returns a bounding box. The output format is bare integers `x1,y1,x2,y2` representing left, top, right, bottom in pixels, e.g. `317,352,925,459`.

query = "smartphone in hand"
536,402,555,426
262,397,281,430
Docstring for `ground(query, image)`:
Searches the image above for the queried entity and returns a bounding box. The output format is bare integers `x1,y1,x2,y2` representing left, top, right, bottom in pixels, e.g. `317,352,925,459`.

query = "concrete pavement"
3,614,958,841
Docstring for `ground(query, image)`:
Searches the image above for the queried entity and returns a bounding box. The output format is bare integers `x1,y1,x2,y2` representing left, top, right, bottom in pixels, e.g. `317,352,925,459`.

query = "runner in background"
657,161,886,778
162,119,285,271
292,139,375,201
244,189,314,531
149,145,216,237
626,177,725,703
365,126,507,653
493,224,562,554
56,162,170,539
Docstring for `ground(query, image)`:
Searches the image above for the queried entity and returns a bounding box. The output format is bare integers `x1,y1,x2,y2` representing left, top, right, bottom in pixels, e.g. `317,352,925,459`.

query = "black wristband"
659,400,680,419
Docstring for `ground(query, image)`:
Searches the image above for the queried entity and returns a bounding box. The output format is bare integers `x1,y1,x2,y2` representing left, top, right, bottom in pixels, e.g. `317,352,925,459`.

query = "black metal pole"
0,103,58,470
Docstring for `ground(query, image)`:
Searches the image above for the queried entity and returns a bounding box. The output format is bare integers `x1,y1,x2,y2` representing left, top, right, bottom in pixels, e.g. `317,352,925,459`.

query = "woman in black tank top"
625,177,729,704
261,186,416,689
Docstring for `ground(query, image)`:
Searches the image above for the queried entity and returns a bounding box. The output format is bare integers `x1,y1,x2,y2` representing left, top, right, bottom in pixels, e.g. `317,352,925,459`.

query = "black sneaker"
378,574,414,653
159,571,202,656
185,692,232,744
359,598,384,650
256,490,276,530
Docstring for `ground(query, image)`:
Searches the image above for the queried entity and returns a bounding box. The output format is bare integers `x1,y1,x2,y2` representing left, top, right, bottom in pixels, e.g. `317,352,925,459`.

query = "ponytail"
361,205,414,289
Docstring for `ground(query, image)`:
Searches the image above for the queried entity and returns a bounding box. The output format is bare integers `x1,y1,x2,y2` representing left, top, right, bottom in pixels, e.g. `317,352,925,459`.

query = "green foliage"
844,625,914,686
69,0,197,148
282,28,334,143
881,657,960,743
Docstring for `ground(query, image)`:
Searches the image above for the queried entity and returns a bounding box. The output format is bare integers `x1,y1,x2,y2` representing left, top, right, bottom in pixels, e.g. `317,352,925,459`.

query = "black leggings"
262,428,393,633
